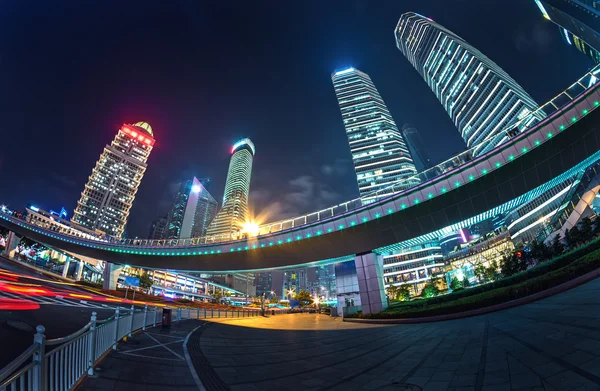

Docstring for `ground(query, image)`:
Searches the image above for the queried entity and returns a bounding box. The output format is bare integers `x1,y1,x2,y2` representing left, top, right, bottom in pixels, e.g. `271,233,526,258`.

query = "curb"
344,267,600,325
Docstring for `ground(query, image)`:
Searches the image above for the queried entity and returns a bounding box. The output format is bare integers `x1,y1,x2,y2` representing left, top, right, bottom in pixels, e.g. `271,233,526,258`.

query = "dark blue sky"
0,0,593,237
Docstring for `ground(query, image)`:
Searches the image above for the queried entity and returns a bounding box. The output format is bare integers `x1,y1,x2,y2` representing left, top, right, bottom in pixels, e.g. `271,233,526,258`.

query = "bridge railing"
3,65,600,250
0,304,270,391
117,61,600,245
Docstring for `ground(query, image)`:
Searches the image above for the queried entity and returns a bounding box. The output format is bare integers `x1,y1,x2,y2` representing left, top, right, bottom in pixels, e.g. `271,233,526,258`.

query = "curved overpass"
3,82,600,271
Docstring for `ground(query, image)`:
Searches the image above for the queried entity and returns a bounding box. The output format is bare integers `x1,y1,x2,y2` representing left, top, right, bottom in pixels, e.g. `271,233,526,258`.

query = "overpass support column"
102,262,123,290
62,258,71,278
2,231,22,258
75,260,84,281
355,252,388,315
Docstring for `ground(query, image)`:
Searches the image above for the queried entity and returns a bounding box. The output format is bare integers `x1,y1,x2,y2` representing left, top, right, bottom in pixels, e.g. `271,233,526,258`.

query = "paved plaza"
79,277,600,391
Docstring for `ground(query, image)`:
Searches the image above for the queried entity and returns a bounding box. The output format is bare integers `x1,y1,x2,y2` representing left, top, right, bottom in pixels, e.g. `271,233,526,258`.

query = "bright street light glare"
242,221,260,237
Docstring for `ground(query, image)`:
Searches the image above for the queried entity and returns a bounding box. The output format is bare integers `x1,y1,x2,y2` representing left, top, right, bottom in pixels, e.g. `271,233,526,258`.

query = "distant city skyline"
0,1,591,237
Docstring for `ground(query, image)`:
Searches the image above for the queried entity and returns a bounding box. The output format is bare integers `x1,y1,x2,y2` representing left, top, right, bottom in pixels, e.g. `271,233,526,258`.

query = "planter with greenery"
363,242,600,319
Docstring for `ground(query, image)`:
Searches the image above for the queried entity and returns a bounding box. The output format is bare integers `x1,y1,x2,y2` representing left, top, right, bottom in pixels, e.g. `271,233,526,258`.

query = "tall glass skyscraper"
395,13,541,156
72,121,155,238
331,67,419,200
535,0,600,63
165,177,218,239
206,139,255,238
401,123,432,171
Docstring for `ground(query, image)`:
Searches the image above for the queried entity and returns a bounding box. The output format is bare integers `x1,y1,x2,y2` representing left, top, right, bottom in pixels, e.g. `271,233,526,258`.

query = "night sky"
0,0,593,237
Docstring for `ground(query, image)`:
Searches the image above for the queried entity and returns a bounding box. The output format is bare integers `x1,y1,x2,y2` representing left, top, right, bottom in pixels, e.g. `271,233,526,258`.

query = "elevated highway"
3,78,600,272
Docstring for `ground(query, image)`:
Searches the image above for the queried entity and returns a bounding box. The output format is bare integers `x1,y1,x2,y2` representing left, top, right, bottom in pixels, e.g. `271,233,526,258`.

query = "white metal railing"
0,305,279,391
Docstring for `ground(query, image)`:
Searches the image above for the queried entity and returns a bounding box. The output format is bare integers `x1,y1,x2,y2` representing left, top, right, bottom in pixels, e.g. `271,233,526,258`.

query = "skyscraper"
535,0,600,63
165,177,218,239
148,214,168,239
72,122,155,237
206,139,255,238
255,272,273,297
332,67,419,200
401,123,432,171
547,0,600,18
395,13,541,156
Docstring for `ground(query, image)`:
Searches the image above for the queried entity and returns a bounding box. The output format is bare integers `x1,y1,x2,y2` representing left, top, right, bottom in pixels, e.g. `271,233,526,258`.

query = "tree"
138,272,153,291
421,280,440,298
500,252,527,277
294,290,314,306
529,240,548,261
594,217,600,236
462,277,471,288
550,235,564,258
269,295,279,304
474,264,486,282
485,260,500,281
397,284,411,301
579,216,594,243
386,285,399,300
449,276,463,291
213,291,223,302
565,226,581,249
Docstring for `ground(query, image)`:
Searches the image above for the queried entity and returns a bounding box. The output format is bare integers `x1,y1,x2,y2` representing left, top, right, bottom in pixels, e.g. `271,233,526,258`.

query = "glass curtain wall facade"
395,13,541,156
206,139,255,238
331,68,419,201
382,240,445,296
401,123,432,170
166,177,218,239
72,122,155,238
148,214,168,239
536,0,600,63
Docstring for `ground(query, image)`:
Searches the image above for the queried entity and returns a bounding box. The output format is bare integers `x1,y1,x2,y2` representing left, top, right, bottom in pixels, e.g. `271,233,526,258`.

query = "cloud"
321,158,352,176
513,22,553,54
250,175,342,222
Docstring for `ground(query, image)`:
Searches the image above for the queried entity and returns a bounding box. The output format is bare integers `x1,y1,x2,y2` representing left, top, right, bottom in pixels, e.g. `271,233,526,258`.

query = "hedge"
365,239,600,319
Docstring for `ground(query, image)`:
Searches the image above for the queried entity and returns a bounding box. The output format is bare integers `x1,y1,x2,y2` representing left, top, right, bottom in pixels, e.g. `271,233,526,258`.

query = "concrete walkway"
78,320,201,391
187,277,600,391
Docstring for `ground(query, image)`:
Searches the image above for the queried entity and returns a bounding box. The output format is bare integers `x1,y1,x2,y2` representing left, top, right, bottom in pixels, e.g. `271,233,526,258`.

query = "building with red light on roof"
71,121,155,238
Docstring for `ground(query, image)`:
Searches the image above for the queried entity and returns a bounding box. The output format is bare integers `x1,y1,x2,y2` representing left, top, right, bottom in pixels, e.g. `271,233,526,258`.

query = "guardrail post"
218,309,220,318
197,308,200,319
143,305,148,330
87,312,97,375
237,309,240,317
32,325,46,391
211,308,214,318
128,305,135,337
153,307,157,327
113,307,120,350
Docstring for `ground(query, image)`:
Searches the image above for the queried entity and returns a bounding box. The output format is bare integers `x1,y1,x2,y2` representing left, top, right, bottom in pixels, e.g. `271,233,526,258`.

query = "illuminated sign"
120,125,155,146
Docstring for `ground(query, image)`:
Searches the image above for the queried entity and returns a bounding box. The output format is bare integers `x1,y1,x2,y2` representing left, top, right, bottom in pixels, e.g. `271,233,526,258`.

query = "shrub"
366,245,600,319
382,237,600,314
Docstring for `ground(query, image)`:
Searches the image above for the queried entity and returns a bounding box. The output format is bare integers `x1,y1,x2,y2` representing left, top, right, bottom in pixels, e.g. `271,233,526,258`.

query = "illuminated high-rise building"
395,13,541,156
148,214,168,239
72,122,155,237
401,123,432,171
165,177,218,239
535,0,600,63
546,0,600,18
332,67,419,200
206,139,255,238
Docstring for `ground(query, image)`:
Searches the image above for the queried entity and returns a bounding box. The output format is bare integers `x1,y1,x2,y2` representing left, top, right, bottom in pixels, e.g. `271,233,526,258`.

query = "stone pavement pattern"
78,320,200,391
189,277,600,391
